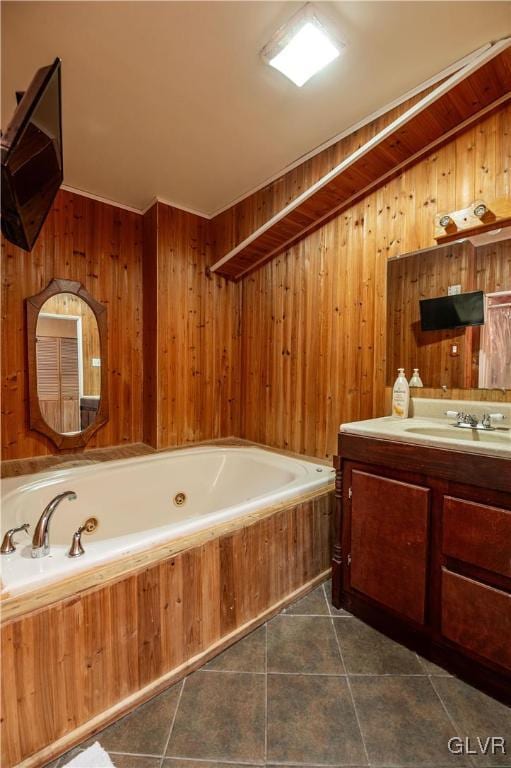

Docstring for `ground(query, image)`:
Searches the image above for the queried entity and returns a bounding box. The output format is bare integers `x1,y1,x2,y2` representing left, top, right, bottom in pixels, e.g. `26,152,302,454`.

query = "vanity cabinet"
333,433,511,702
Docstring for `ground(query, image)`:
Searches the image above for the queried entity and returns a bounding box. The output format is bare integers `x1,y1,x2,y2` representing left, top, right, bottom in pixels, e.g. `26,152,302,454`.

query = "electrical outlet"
448,284,462,296
91,358,101,368
450,344,459,357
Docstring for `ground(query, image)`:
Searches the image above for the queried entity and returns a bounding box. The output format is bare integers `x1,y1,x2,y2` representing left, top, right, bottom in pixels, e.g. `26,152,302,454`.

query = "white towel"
63,742,115,767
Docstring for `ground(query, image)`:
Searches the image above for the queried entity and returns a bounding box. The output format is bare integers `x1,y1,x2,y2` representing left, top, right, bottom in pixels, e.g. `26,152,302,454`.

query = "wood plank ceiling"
210,40,511,281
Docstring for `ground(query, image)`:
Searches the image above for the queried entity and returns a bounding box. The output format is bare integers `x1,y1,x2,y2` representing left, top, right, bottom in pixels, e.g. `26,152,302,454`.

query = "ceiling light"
262,4,343,87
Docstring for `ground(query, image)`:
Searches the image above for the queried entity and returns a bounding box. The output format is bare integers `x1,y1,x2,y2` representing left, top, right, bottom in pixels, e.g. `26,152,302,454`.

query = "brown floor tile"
267,673,366,765
82,683,182,756
164,762,259,768
205,625,266,672
109,757,160,768
267,615,344,674
350,676,470,766
166,671,265,762
282,584,330,615
432,677,511,767
334,617,425,675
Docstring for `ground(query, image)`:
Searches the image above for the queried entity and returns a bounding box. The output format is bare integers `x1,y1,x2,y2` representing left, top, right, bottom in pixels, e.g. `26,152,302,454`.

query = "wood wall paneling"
142,202,241,449
216,105,511,460
1,190,144,459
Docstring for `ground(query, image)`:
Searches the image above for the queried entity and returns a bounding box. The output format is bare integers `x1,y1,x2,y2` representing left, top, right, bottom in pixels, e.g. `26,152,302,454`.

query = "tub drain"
174,492,186,507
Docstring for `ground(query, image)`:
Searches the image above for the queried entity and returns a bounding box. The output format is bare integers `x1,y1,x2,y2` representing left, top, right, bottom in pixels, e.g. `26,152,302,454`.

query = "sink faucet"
457,412,479,428
446,411,506,431
32,491,77,558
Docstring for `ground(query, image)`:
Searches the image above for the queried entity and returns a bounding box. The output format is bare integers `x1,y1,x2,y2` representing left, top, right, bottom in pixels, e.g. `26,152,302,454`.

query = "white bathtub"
1,445,333,596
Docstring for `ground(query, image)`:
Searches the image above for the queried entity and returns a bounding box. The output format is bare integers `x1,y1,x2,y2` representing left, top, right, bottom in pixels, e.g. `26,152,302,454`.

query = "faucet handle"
68,524,86,558
1,523,30,554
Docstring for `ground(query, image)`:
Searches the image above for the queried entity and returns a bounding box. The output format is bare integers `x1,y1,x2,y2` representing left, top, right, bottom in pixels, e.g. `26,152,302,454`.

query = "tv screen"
420,290,485,332
1,58,62,252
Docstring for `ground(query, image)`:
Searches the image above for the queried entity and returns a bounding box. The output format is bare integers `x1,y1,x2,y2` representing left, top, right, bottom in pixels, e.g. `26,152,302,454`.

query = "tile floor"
48,580,511,768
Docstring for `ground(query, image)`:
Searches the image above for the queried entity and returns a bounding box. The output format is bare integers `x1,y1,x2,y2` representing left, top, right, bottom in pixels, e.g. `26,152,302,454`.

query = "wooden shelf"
210,40,511,281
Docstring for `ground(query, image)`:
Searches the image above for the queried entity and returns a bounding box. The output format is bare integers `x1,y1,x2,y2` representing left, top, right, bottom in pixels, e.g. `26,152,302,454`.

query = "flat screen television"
419,290,485,332
1,58,63,252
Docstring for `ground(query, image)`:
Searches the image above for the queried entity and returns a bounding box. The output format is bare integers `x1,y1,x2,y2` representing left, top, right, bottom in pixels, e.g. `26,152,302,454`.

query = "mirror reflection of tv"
1,58,63,252
419,290,485,332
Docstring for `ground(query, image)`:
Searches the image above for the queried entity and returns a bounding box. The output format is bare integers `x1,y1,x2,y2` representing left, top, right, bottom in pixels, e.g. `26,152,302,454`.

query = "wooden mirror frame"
26,278,109,450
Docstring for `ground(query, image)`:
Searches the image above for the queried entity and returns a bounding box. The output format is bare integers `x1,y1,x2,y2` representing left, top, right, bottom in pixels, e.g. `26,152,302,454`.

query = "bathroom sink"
404,426,510,444
340,402,511,458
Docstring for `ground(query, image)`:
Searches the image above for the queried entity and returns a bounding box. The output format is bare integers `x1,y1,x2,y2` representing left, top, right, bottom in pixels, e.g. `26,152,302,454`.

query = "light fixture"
261,4,343,87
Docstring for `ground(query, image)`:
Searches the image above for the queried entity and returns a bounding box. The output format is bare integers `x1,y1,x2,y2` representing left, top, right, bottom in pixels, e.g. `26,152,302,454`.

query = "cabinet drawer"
443,496,511,578
441,569,511,671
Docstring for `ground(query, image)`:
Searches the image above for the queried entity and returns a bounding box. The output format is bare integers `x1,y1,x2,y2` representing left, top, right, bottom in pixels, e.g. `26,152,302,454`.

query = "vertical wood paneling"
1,190,144,460
215,106,511,460
142,202,241,449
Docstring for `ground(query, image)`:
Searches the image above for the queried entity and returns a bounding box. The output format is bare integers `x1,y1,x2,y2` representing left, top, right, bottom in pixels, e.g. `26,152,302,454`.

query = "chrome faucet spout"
31,491,77,558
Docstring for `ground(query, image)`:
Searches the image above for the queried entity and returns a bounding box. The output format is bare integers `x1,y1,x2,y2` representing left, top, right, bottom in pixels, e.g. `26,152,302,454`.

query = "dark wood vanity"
332,433,511,703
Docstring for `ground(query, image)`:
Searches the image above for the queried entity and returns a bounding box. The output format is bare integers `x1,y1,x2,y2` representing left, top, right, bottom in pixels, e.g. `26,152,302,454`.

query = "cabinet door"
349,470,430,625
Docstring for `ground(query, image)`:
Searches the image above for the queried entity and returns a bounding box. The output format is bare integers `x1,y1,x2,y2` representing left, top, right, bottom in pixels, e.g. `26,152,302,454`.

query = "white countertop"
340,412,511,459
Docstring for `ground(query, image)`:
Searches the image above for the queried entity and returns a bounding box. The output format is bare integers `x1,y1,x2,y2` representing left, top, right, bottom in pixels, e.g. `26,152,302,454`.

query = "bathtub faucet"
31,491,77,558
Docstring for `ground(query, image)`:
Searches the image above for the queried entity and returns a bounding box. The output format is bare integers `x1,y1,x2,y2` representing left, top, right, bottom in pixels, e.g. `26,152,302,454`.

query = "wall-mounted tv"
419,290,485,332
1,58,63,252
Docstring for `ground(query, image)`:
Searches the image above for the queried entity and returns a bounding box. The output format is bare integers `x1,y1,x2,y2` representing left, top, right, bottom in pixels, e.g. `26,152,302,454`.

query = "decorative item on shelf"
434,197,511,244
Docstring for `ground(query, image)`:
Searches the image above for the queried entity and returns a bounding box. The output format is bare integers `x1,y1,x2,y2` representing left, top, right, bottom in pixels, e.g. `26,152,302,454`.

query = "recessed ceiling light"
262,4,343,87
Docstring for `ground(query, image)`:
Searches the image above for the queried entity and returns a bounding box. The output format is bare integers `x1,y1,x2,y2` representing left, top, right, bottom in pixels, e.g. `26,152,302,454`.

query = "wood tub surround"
332,432,511,703
1,479,333,768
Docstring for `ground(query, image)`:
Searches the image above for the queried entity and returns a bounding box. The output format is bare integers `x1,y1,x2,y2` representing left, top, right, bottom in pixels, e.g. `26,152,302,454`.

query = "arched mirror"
26,279,108,449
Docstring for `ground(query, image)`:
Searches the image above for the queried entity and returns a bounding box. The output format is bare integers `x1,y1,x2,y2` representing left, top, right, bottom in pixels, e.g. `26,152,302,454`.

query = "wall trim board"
209,41,497,219
210,39,511,279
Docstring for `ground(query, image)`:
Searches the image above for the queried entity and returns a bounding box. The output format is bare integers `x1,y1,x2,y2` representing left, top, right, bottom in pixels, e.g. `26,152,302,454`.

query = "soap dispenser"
392,368,410,419
409,368,423,387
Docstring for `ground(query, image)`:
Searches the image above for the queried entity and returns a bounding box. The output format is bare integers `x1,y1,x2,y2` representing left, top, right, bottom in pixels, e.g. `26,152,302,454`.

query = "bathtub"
1,445,334,597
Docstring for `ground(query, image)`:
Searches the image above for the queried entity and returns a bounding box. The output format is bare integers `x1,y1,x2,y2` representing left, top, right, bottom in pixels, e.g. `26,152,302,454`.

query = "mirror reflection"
386,236,510,390
36,292,101,434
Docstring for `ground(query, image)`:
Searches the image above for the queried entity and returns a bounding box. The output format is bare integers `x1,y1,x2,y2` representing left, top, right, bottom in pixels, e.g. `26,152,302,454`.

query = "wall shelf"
210,40,511,281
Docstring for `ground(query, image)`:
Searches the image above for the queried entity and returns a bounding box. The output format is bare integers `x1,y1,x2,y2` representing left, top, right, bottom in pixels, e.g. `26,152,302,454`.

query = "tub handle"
1,523,30,555
68,524,86,558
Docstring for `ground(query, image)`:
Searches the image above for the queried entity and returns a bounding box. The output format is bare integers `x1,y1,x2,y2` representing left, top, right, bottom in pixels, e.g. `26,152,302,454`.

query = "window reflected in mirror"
36,292,101,435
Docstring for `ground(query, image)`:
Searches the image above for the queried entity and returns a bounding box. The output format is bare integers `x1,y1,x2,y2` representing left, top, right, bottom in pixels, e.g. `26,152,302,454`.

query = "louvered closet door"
60,337,80,432
36,336,61,432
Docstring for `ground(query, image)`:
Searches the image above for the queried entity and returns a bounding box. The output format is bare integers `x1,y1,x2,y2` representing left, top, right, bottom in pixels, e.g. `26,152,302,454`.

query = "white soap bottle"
409,368,423,387
392,368,410,419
